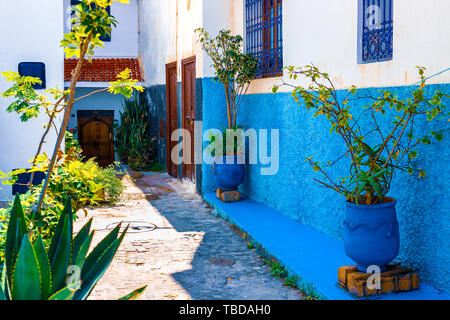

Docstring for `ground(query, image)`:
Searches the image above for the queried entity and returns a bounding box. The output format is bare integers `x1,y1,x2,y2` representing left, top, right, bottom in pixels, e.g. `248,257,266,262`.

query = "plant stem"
35,34,92,215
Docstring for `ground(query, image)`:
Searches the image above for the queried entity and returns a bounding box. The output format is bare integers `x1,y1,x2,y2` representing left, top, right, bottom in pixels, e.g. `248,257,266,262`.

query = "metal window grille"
245,0,283,78
359,0,393,63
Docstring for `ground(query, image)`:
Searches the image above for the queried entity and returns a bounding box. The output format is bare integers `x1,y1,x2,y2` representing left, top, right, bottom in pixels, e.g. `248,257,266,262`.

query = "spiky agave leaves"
0,194,145,300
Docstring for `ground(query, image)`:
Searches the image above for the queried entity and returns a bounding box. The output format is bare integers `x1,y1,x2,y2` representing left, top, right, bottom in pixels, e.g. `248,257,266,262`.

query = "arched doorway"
77,110,115,167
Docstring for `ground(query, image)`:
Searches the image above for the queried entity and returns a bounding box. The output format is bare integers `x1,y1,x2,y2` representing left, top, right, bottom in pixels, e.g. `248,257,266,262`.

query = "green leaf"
49,200,73,293
32,236,52,300
74,224,128,300
0,286,5,300
119,286,147,300
72,218,93,265
5,195,27,283
11,236,41,300
408,150,418,160
47,284,79,300
74,232,93,270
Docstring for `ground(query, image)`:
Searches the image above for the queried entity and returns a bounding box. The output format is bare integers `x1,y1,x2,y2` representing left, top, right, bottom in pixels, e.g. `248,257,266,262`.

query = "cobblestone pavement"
76,172,304,300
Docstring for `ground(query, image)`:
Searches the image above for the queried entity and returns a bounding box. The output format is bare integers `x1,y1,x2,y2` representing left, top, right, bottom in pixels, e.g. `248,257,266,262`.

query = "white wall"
63,0,139,57
0,0,64,203
248,0,450,93
138,0,205,86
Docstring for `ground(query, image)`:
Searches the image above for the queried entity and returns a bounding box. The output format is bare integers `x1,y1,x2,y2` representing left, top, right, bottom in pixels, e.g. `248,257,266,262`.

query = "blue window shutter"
12,170,46,195
358,0,393,63
18,62,46,89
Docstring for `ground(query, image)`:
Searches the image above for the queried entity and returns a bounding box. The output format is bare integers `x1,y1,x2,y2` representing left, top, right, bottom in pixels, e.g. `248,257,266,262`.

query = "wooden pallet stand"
338,264,420,298
216,189,241,202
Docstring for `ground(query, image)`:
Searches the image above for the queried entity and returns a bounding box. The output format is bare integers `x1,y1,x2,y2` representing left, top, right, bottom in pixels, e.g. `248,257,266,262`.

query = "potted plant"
196,28,257,192
273,66,448,271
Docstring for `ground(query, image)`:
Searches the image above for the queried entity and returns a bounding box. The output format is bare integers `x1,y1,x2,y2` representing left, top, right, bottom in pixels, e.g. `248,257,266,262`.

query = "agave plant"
0,195,146,300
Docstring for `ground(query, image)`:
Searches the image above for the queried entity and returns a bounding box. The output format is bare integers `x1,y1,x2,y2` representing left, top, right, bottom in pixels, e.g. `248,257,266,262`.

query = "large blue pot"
214,155,245,191
344,198,400,272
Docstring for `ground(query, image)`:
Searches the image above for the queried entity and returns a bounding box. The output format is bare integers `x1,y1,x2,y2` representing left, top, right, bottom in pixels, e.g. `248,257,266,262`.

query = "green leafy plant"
263,258,288,278
272,66,449,205
205,125,245,157
1,0,143,215
0,195,146,300
65,128,82,156
115,94,157,170
0,148,124,259
196,28,257,157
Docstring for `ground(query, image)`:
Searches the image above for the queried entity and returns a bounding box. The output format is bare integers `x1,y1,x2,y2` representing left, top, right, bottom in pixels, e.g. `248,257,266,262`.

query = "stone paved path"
76,172,303,300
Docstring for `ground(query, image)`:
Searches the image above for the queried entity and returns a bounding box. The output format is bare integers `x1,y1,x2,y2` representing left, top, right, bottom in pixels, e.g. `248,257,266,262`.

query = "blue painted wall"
201,77,450,294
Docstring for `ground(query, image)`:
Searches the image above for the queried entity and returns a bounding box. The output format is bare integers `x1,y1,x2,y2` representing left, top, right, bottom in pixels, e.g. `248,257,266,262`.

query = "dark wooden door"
78,111,115,167
181,56,196,181
165,62,178,178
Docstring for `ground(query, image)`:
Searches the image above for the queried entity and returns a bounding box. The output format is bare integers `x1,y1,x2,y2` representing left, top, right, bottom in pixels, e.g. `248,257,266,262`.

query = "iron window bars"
245,0,283,78
359,0,393,63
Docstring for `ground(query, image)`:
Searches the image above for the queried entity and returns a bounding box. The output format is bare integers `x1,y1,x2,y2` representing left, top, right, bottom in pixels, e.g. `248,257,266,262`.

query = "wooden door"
78,111,115,167
181,56,196,181
165,62,178,178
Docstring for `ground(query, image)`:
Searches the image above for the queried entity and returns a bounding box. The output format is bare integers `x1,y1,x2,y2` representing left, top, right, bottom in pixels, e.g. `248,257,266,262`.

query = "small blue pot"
214,155,245,191
344,198,400,272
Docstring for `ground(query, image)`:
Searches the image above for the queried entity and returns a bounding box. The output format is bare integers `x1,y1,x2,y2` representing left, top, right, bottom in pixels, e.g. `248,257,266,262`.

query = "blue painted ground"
204,192,449,300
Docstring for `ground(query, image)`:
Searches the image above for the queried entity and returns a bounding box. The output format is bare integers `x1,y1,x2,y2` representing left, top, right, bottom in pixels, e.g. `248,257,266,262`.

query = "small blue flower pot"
214,155,245,191
344,198,400,272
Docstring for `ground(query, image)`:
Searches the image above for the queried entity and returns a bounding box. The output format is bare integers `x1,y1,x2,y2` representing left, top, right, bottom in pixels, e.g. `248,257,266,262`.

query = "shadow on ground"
132,172,303,300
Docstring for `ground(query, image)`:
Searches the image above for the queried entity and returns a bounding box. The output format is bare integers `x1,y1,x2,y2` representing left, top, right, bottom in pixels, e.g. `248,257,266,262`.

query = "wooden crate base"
338,264,420,298
216,189,241,202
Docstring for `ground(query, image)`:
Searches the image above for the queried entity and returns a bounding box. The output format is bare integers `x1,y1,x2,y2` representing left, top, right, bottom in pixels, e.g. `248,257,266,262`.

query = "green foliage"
0,148,124,262
0,195,146,300
115,94,157,170
91,162,124,204
196,28,257,129
263,258,288,278
108,68,144,98
62,0,126,59
273,66,449,205
205,125,245,157
65,129,82,157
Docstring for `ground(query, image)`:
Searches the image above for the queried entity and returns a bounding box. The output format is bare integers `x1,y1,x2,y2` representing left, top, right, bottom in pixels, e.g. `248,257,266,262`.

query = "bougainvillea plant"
272,66,449,205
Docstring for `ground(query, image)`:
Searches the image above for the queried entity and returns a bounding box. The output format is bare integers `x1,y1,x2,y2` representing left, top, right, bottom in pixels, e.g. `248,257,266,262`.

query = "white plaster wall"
138,0,205,86
247,0,450,93
139,0,449,91
0,0,64,203
63,0,139,57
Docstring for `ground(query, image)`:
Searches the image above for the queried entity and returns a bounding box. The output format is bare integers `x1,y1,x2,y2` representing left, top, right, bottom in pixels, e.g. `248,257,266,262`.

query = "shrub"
115,94,157,170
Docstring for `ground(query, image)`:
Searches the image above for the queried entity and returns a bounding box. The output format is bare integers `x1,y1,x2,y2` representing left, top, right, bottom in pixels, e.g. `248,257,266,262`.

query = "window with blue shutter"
358,0,393,63
18,62,46,89
12,170,46,195
245,0,283,78
71,0,111,42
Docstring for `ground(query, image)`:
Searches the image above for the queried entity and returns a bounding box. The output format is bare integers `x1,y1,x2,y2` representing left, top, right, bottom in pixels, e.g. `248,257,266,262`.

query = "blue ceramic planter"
214,155,245,191
344,198,400,272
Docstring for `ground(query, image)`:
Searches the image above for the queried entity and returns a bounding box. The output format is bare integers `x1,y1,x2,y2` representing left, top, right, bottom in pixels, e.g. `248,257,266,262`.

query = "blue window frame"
71,0,111,42
245,0,283,78
358,0,393,63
